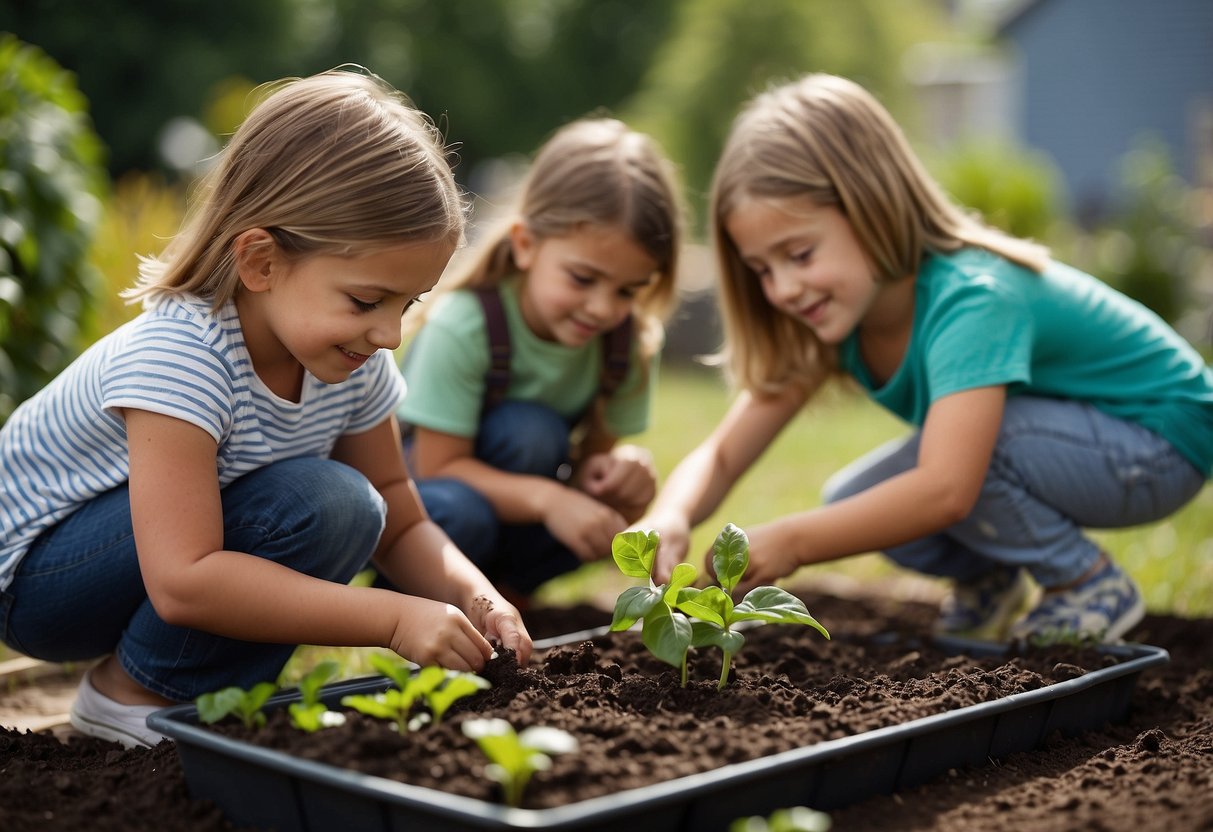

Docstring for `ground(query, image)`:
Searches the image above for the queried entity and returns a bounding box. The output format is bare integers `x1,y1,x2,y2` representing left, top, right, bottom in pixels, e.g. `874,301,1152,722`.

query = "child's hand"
543,488,628,562
466,593,533,665
388,597,495,671
577,446,657,521
640,514,691,583
730,521,803,595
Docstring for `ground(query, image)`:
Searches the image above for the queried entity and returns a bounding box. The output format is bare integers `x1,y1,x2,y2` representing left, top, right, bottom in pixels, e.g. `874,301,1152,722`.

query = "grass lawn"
537,361,1213,619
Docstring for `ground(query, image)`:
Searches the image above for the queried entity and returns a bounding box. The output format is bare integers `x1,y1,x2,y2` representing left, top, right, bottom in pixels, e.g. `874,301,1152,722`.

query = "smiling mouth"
798,297,828,323
338,346,369,361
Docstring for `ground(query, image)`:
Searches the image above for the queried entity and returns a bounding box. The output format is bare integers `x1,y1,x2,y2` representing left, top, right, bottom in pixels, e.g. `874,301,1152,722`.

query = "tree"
0,35,108,424
622,0,948,230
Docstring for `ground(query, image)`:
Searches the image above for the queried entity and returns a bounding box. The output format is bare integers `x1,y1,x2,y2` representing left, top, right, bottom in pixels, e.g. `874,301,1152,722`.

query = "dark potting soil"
2,589,1211,831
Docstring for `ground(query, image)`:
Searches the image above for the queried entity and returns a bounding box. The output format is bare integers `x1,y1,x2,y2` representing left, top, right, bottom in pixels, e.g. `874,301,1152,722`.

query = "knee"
243,458,386,556
475,401,570,475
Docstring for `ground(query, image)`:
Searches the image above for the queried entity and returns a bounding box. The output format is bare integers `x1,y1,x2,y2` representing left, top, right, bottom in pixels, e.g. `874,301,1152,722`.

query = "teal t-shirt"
397,276,656,439
840,248,1213,476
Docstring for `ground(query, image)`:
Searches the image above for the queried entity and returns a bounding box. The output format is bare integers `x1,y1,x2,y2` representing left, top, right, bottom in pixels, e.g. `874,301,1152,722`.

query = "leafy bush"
1090,137,1208,326
929,138,1064,243
0,36,107,425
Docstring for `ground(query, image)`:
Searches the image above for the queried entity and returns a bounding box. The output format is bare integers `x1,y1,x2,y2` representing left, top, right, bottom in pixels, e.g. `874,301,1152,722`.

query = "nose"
586,286,622,321
763,265,802,307
369,312,403,351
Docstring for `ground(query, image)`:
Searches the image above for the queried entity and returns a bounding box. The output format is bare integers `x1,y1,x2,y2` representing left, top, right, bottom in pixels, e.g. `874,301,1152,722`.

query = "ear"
233,228,280,293
508,222,536,270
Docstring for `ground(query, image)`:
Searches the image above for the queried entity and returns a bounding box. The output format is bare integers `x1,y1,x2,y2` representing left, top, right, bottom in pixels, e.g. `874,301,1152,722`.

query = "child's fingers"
445,625,494,671
489,613,532,665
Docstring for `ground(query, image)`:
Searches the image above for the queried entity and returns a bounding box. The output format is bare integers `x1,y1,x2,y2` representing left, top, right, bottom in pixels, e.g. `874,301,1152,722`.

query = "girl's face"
510,222,658,347
237,233,453,395
724,195,889,345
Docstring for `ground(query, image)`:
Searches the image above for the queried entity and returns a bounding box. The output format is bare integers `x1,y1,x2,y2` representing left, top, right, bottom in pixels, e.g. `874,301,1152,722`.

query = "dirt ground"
1,579,1211,832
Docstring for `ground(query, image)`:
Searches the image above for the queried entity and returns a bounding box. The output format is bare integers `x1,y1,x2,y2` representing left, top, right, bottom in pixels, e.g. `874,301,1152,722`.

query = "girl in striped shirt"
0,68,530,748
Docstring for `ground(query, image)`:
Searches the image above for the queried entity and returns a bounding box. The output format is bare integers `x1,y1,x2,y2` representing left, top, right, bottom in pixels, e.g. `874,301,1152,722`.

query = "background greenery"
0,1,1209,668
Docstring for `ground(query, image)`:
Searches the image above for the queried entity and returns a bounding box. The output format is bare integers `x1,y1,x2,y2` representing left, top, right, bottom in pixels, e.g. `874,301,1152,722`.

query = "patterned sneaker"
1008,558,1145,644
935,567,1033,640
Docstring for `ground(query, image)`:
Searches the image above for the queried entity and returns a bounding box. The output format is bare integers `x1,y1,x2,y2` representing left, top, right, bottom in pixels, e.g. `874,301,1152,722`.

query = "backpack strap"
474,286,633,414
474,287,512,413
599,315,633,398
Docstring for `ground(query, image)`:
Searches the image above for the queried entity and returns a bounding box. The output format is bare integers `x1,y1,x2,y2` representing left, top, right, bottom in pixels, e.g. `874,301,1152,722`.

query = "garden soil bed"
2,584,1211,831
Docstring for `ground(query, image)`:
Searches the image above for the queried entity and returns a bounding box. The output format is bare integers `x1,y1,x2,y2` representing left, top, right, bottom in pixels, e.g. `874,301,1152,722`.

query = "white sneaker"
68,670,169,748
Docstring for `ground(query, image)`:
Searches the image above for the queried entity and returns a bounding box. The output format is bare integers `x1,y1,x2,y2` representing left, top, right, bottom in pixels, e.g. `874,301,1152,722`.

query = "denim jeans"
412,401,582,596
0,457,385,701
821,396,1206,588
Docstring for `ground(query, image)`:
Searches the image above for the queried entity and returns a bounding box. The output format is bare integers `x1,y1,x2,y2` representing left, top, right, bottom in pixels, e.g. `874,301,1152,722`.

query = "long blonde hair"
126,68,465,308
710,73,1050,396
422,117,684,362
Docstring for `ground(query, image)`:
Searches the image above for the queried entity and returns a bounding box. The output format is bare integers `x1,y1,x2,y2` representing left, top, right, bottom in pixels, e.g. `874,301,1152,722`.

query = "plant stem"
717,650,734,691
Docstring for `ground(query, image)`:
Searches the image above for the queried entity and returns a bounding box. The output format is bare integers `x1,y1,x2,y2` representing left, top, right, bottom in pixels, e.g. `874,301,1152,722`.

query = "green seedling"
680,523,830,689
461,718,578,808
610,524,830,689
730,805,832,832
196,681,277,730
341,657,489,732
609,528,698,684
287,660,345,732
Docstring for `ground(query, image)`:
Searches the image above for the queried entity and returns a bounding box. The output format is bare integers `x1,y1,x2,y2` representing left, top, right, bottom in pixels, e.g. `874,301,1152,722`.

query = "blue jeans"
412,401,582,596
0,457,385,701
821,396,1206,588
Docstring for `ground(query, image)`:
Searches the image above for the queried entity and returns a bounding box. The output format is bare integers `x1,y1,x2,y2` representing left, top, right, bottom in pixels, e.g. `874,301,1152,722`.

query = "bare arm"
127,409,528,671
639,386,808,580
332,418,531,663
736,385,1006,592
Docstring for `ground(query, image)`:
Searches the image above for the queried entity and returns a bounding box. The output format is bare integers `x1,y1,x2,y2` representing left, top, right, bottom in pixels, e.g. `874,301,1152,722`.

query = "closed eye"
791,247,814,265
350,296,382,313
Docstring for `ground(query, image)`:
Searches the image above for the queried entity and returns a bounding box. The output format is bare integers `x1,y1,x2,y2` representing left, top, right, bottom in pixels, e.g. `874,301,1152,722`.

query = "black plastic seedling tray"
149,633,1168,832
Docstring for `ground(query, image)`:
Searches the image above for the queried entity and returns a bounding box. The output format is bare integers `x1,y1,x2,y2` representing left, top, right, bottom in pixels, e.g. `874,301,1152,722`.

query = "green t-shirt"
397,276,657,439
840,248,1213,476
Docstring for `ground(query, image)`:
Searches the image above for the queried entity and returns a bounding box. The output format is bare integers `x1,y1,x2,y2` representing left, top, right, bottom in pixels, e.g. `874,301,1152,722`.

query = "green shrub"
1091,137,1206,326
0,35,108,425
928,139,1064,244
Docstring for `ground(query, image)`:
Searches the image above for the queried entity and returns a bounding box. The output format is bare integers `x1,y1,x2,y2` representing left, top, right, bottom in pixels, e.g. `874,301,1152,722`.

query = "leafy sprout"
730,805,832,832
341,657,489,732
461,718,578,807
196,682,277,730
287,660,345,732
610,523,830,689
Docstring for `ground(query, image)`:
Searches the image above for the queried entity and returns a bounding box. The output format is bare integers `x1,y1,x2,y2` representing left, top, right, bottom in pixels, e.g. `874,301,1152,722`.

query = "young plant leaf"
662,562,698,605
690,620,746,654
195,682,277,729
641,601,693,669
675,585,733,628
296,660,339,708
712,523,750,595
611,585,663,632
369,653,414,691
734,586,831,639
288,701,347,732
462,718,578,808
611,529,659,579
427,672,491,723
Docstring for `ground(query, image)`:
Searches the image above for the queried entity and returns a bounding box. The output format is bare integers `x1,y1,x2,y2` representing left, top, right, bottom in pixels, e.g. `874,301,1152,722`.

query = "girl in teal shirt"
639,73,1211,644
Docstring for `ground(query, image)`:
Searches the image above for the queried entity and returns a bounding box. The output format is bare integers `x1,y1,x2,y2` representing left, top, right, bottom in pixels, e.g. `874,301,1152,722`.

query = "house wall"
1000,0,1213,214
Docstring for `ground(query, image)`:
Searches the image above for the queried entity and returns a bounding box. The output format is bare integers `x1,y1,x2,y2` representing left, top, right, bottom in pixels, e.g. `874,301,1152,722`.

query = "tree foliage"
0,35,107,425
622,0,947,228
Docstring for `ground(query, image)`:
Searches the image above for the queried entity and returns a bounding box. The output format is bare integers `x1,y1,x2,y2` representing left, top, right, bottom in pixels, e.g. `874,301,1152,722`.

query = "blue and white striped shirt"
0,293,405,591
